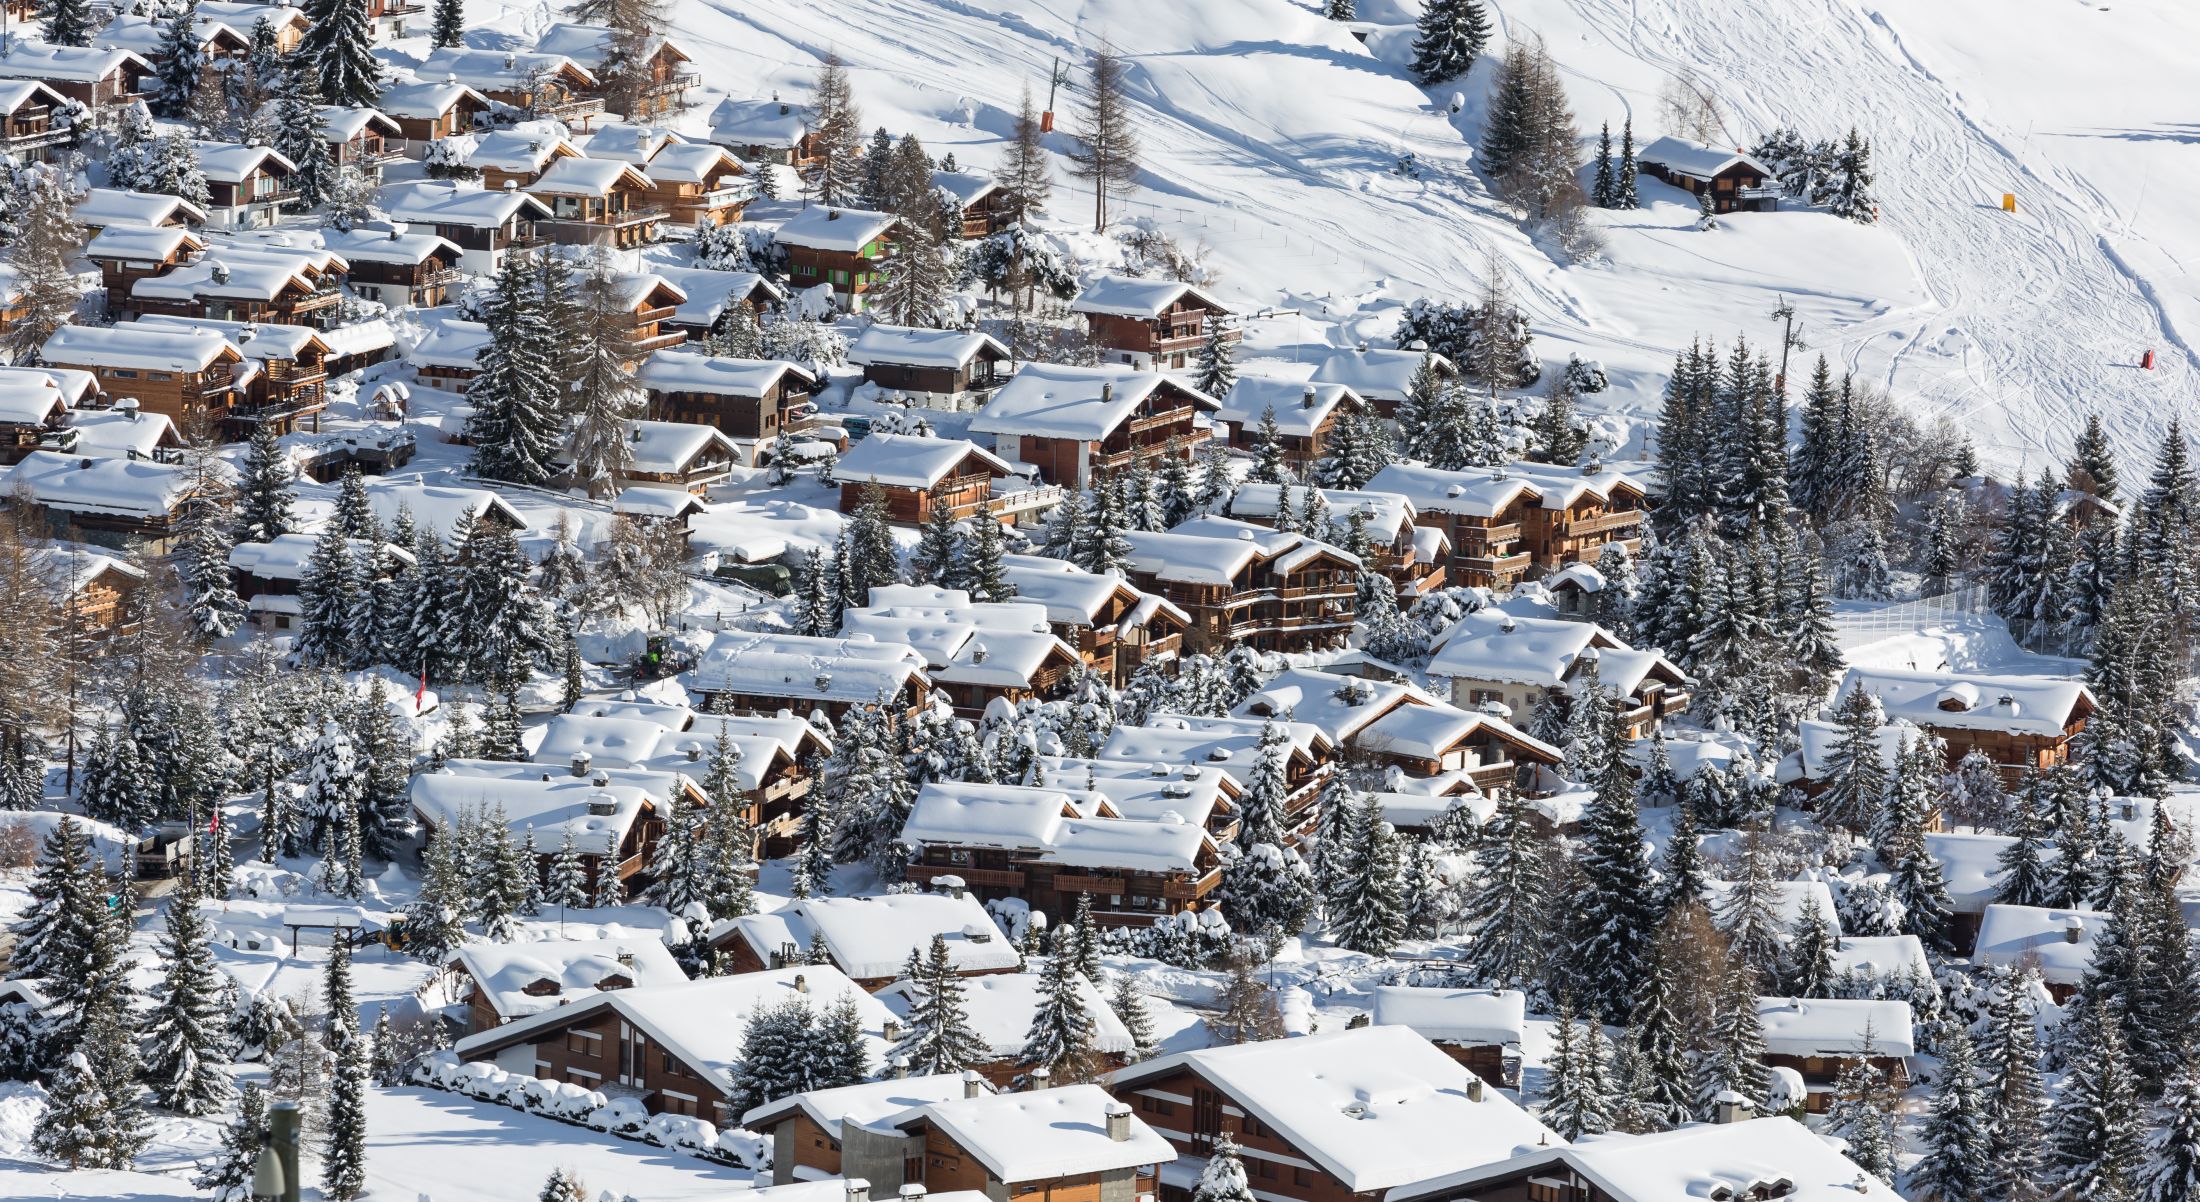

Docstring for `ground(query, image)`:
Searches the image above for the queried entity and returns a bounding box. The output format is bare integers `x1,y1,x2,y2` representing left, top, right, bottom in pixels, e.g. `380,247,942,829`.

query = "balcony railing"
3,126,70,151
1561,510,1642,537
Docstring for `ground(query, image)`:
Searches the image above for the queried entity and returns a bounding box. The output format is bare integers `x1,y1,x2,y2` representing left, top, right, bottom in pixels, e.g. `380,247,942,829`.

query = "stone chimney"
793,973,808,993
899,1187,927,1202
1027,1067,1051,1092
1100,381,1114,402
890,1054,909,1080
845,1180,870,1202
961,1069,982,1099
1713,1090,1755,1125
1105,1102,1131,1142
883,1019,903,1043
570,751,593,777
1464,1077,1484,1103
2065,915,2086,944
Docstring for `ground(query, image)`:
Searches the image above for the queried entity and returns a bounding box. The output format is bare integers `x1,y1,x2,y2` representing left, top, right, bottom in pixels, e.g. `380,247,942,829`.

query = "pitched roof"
380,179,553,228
635,348,813,396
42,323,238,372
1425,611,1626,687
773,205,899,252
1974,903,2104,984
453,937,688,1022
74,188,209,229
892,1084,1174,1182
1638,135,1774,181
1754,995,1916,1059
708,96,810,147
875,970,1134,1059
739,1072,987,1137
0,451,193,519
834,433,1011,490
1069,274,1230,319
409,759,690,856
712,892,1018,981
1214,375,1362,437
1110,1026,1559,1192
526,155,653,198
417,46,596,91
365,479,529,535
1389,1118,1880,1202
847,324,1010,371
676,629,926,706
1369,986,1528,1047
972,363,1218,441
1310,346,1455,402
1834,667,2095,737
466,128,582,173
0,40,150,84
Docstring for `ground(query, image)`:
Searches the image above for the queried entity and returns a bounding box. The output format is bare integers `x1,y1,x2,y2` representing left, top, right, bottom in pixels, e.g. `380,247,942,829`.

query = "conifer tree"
1019,927,1097,1084
1569,728,1658,1022
1716,835,1786,986
4,166,84,363
565,253,649,498
1409,0,1490,85
642,791,708,913
911,482,960,585
299,0,381,107
431,0,463,46
545,831,589,911
1826,128,1877,223
144,878,235,1115
1195,1134,1257,1202
153,0,209,117
9,816,100,984
466,251,565,485
1983,978,2050,1201
2071,413,2120,501
1692,961,1770,1117
1614,117,1639,208
184,519,246,640
1817,686,1888,831
1829,1037,1897,1183
196,1082,268,1201
2050,1006,2145,1202
1629,916,1697,1128
1325,801,1406,955
1194,324,1236,397
1782,895,1838,998
33,1049,137,1169
233,419,296,544
2144,1062,2200,1202
726,996,818,1114
1539,995,1615,1139
1590,122,1615,207
1111,971,1159,1062
323,1009,369,1201
1915,1021,1992,1202
891,934,992,1074
43,0,95,45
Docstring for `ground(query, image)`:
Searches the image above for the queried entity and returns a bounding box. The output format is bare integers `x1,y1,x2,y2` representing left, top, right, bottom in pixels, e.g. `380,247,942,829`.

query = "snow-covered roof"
972,363,1219,441
84,222,204,264
1369,986,1527,1047
739,1072,987,1138
196,1,306,30
1100,714,1328,790
417,46,595,91
1368,461,1646,517
455,966,893,1097
714,892,1018,981
1427,610,1624,687
1638,136,1774,182
1780,717,1905,784
133,314,329,362
408,319,495,372
95,10,246,56
996,557,1185,632
192,140,295,184
533,22,687,70
835,433,1011,491
316,105,402,143
1069,274,1229,319
0,451,192,520
0,77,65,115
1110,1026,1558,1192
1310,346,1455,403
1974,903,2104,984
466,129,582,173
930,169,999,208
454,938,687,1021
1393,1118,1877,1202
380,180,553,228
366,480,528,536
556,419,738,477
709,96,811,147
1123,516,1356,588
640,141,748,188
652,266,784,330
1828,934,1932,983
376,76,490,119
527,155,652,198
1215,376,1362,437
1027,757,1231,828
410,759,692,856
33,545,146,600
128,251,323,305
526,714,786,792
321,225,464,267
229,533,411,583
893,1084,1174,1182
1369,790,1490,832
42,322,237,373
773,205,899,253
899,781,1211,874
1227,482,1414,544
65,406,177,459
75,188,209,229
612,486,708,521
847,324,1010,371
0,40,150,84
1834,667,2095,737
677,629,926,706
1923,831,2020,912
0,366,94,411
1755,996,1915,1059
877,970,1133,1060
0,380,68,426
636,348,813,397
1234,667,1443,743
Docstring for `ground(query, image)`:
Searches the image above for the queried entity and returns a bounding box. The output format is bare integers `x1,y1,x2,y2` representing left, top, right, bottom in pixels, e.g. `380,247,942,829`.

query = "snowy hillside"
513,0,2198,469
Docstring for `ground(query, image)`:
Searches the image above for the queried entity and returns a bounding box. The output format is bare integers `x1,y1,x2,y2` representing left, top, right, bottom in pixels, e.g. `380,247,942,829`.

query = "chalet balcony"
1457,551,1533,575
1052,873,1130,895
536,97,607,122
1738,185,1783,201
377,0,425,12
1125,405,1197,436
986,484,1067,520
1462,521,1523,544
627,329,688,355
640,71,702,97
905,863,1027,890
1160,869,1225,900
3,126,70,153
1561,510,1643,537
418,266,468,289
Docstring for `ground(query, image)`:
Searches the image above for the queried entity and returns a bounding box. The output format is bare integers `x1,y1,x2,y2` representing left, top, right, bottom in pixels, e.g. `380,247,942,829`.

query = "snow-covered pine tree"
1194,323,1236,397
1217,841,1316,946
1828,1038,1897,1183
183,519,246,641
891,934,992,1074
842,479,904,600
1913,1020,1992,1202
1817,686,1888,832
1782,895,1838,998
1691,961,1770,1118
1018,927,1097,1084
1982,975,2050,1200
2144,1061,2200,1202
545,831,589,912
431,0,463,46
1324,800,1406,955
233,419,296,545
1110,971,1159,1062
152,0,208,116
299,0,381,107
1716,835,1786,987
1568,732,1658,1023
465,251,565,486
195,1081,268,1201
1539,995,1615,1139
1194,1133,1257,1202
726,996,818,1115
564,254,649,498
1589,122,1615,208
641,791,708,913
33,1049,136,1169
143,876,235,1115
3,166,84,363
1826,128,1877,223
2069,412,2119,501
911,482,960,585
1614,117,1639,208
2050,1005,2145,1202
1409,0,1491,86
322,1011,369,1201
43,0,95,45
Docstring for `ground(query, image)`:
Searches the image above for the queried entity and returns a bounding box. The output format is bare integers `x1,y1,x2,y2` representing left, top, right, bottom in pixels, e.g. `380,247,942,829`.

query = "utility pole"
1769,296,1805,393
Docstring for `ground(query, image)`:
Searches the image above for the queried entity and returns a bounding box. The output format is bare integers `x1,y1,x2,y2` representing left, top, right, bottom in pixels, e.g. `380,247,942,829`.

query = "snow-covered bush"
590,1097,650,1137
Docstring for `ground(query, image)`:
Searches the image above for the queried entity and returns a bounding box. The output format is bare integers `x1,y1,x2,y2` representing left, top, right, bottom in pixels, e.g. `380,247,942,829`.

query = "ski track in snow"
1548,0,2198,466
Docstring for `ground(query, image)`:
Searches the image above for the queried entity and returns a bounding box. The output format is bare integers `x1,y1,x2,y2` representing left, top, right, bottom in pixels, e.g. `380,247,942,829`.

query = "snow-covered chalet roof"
677,629,926,706
1390,1117,1878,1202
1368,986,1527,1047
972,363,1218,441
876,971,1132,1060
1309,346,1455,403
42,322,237,373
527,155,652,198
1833,667,2094,737
1637,135,1774,182
773,205,898,253
192,141,295,185
1069,274,1229,319
1828,934,1931,984
652,266,784,329
1923,831,2020,913
740,1072,988,1138
1974,903,2104,984
0,451,192,520
1755,996,1915,1059
379,180,553,229
84,223,205,265
555,419,738,477
376,77,490,119
891,1084,1174,1182
417,47,595,91
0,40,150,84
1227,482,1415,544
1109,1026,1559,1192
848,324,1010,371
636,348,813,397
996,555,1188,633
899,781,1211,875
709,96,810,148
65,406,178,459
74,187,209,229
1426,610,1626,687
1214,376,1363,437
228,533,412,583
453,937,687,1022
466,129,582,174
410,759,695,856
712,892,1018,981
835,433,1011,491
366,480,528,536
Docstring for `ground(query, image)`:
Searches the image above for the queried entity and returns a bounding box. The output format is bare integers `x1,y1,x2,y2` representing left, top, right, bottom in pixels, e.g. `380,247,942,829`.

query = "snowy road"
1546,0,2199,464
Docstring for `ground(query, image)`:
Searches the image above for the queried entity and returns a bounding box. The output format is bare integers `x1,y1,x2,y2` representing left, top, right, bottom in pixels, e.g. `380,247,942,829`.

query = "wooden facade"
0,81,71,163
641,364,813,443
903,842,1222,928
1121,1065,1372,1202
531,162,665,248
1082,295,1234,372
44,351,244,432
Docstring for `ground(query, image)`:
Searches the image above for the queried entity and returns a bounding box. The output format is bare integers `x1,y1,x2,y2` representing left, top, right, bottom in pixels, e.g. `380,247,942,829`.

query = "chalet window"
1251,1159,1276,1181
949,849,971,865
564,1030,601,1056
1294,1168,1314,1188
111,369,140,379
831,270,849,285
148,372,171,382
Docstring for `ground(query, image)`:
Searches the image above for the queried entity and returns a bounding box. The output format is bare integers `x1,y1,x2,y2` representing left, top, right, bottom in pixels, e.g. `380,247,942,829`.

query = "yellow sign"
2003,193,2017,212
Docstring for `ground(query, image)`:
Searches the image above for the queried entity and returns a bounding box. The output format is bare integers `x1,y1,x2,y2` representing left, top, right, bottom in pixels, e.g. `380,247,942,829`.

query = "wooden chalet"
468,129,583,191
1832,667,2096,783
452,967,895,1119
834,434,1017,524
847,325,1012,411
676,629,930,722
841,597,1082,718
417,47,604,128
95,14,250,73
314,105,406,179
132,316,331,436
637,350,816,455
407,320,493,390
1212,377,1369,468
1367,461,1647,589
83,224,206,308
877,973,1139,1087
75,188,209,233
1120,517,1357,656
1108,1027,1557,1202
1638,136,1782,214
1099,716,1334,829
1226,482,1447,598
969,364,1218,490
379,181,552,276
931,170,1019,238
0,80,72,164
858,1086,1165,1202
653,265,783,341
0,450,197,551
1756,997,1914,1113
558,419,741,494
322,226,467,309
198,2,310,50
709,891,1020,990
40,323,243,432
1368,986,1527,1088
1313,345,1459,421
0,373,74,464
192,142,299,229
227,531,413,629
773,205,901,311
1387,1116,1881,1202
1236,668,1561,795
536,25,699,120
1069,275,1236,371
123,243,347,328
631,141,753,226
998,555,1190,685
36,546,148,641
526,156,665,247
742,1075,989,1188
900,781,1224,926
365,0,427,40
0,42,151,115
411,759,702,900
376,78,491,145
707,95,815,166
1426,613,1691,741
445,939,687,1035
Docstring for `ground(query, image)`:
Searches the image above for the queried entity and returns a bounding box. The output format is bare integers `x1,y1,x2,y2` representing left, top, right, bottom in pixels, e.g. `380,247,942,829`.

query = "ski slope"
463,0,2199,469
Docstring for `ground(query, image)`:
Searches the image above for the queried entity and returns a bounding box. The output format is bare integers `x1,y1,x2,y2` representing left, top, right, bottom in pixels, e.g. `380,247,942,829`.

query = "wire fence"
1830,582,1993,652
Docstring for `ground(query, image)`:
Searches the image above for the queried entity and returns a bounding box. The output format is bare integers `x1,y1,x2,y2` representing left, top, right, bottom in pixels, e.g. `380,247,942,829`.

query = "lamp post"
252,1101,302,1202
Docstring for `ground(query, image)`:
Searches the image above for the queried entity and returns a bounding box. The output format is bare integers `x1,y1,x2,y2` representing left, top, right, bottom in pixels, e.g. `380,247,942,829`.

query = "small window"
1294,1169,1314,1188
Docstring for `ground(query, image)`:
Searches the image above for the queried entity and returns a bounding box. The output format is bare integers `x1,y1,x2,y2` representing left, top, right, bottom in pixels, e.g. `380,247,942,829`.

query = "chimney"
827,209,841,221
1465,1076,1484,1102
2122,800,2137,821
615,947,635,968
890,1055,909,1079
1301,386,1317,410
210,260,230,285
1101,381,1114,402
1713,1090,1755,1125
585,791,617,816
1355,340,1369,352
570,751,593,777
2064,915,2086,944
899,1187,927,1202
845,1180,871,1202
962,1069,982,1099
884,1018,903,1042
1105,1102,1131,1142
793,973,808,993
935,874,967,900
1028,1066,1051,1092
1498,615,1515,634
116,397,139,421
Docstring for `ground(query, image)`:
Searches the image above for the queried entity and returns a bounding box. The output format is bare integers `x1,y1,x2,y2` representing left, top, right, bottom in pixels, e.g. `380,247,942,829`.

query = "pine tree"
143,878,235,1115
184,519,245,641
1590,122,1615,207
804,53,865,206
33,1050,137,1169
1829,1037,1898,1183
539,1167,589,1202
1019,927,1097,1084
1782,895,1838,998
2071,413,2120,501
1614,117,1639,208
9,816,101,984
1194,1134,1257,1202
911,483,960,585
1817,686,1888,831
1569,726,1658,1022
1716,835,1786,986
1914,1021,1992,1202
299,0,381,107
43,0,95,45
1065,49,1140,231
1539,995,1615,1139
431,0,463,46
1826,128,1877,223
891,934,992,1074
152,0,208,117
1194,324,1236,397
1111,971,1159,1061
1325,801,1406,955
1629,920,1697,1127
642,791,708,913
999,82,1051,229
196,1082,268,1201
565,253,649,497
727,996,818,1115
2051,1006,2145,1202
233,420,296,544
2144,1062,2200,1202
4,166,84,363
1692,961,1770,1117
466,251,566,486
1983,976,2050,1202
323,1021,369,1201
1409,0,1490,86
